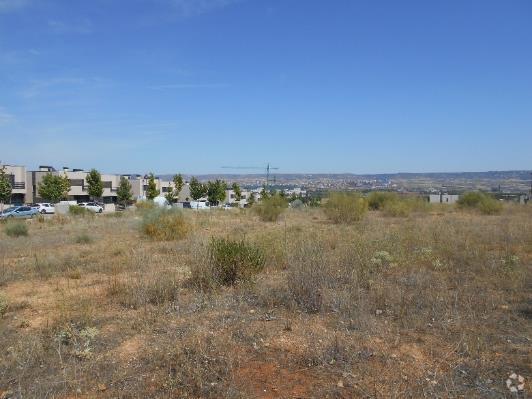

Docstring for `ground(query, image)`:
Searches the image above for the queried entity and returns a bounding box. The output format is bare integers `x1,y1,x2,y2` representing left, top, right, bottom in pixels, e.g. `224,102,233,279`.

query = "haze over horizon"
1,0,531,174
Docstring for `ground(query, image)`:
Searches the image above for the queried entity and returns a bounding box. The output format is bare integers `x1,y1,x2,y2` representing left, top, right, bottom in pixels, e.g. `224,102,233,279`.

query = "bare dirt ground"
1,205,530,398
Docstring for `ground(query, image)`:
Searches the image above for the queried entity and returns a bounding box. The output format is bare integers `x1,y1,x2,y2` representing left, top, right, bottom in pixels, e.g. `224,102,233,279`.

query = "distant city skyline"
1,0,531,174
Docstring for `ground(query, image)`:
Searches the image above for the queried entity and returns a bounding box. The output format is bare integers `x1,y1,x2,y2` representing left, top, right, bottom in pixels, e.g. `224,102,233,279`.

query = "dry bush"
253,194,288,222
323,192,367,223
135,200,155,211
108,271,180,308
190,238,265,289
146,330,241,398
286,240,327,313
141,208,189,240
4,221,28,237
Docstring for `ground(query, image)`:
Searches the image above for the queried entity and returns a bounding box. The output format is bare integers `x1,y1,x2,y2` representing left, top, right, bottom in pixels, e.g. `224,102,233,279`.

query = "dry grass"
0,205,530,398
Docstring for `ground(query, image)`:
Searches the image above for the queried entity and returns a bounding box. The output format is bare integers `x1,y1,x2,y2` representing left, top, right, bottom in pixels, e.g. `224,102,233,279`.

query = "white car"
185,201,210,210
32,203,55,214
78,202,104,213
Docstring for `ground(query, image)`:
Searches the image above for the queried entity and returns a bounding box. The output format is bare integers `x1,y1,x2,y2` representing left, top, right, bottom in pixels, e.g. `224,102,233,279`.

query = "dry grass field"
0,204,531,398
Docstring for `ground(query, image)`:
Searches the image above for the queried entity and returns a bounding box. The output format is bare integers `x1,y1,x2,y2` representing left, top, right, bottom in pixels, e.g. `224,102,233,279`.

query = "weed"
4,221,28,237
457,192,502,215
141,208,189,240
367,191,398,210
74,233,93,244
0,294,7,316
190,238,265,288
253,194,288,222
69,205,89,216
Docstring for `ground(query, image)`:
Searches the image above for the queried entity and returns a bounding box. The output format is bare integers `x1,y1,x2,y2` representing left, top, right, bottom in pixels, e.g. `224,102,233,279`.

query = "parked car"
187,201,210,210
222,203,235,210
0,206,39,219
78,202,104,213
31,203,55,214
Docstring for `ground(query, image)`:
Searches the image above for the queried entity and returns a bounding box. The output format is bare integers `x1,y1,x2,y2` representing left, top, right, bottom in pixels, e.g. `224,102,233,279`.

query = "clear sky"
1,0,531,174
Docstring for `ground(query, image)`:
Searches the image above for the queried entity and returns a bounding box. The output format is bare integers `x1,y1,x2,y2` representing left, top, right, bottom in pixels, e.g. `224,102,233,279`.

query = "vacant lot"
1,205,530,398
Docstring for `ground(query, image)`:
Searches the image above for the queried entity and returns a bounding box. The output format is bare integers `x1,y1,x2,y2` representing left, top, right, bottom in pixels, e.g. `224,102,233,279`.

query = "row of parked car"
0,202,104,219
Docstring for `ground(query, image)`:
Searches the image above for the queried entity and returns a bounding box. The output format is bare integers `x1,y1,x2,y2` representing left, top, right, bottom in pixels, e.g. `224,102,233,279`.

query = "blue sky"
0,0,531,174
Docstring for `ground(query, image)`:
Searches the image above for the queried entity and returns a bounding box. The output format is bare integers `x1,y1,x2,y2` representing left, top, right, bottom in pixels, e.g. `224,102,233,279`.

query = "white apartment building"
0,164,29,204
0,164,181,204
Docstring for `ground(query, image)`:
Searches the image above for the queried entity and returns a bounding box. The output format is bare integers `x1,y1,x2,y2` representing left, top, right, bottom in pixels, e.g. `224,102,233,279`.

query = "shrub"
457,192,484,208
253,194,288,222
367,191,398,210
4,222,28,237
190,238,265,288
69,205,88,216
74,233,93,244
478,197,503,215
457,192,502,215
382,199,411,217
141,208,189,240
323,192,367,224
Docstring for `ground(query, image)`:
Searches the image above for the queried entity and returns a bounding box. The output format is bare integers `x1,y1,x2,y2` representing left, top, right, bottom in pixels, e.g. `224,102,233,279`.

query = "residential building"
0,164,28,204
429,194,460,204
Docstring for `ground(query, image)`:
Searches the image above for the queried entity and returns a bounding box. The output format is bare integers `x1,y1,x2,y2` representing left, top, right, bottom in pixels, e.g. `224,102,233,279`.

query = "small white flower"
506,372,525,393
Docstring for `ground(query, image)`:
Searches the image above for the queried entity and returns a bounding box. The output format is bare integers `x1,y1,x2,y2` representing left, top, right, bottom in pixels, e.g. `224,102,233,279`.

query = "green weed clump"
457,192,502,215
4,221,28,237
141,208,189,240
367,191,398,210
0,294,8,317
74,233,93,244
323,192,367,224
191,238,265,289
253,194,288,222
382,196,428,217
69,205,89,216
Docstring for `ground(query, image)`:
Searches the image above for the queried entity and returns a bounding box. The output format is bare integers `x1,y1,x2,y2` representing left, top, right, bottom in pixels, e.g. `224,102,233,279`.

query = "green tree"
146,173,159,200
165,173,185,204
38,173,71,203
231,182,242,203
189,177,207,201
116,176,132,207
173,174,184,199
86,168,103,201
247,192,256,207
207,179,227,206
260,188,270,201
0,166,12,212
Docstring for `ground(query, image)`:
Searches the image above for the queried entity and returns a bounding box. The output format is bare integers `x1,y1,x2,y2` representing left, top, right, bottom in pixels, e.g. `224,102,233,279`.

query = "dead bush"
286,241,327,313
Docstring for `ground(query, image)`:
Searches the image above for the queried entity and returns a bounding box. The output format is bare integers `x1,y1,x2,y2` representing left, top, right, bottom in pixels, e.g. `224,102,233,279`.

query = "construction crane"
221,163,279,190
